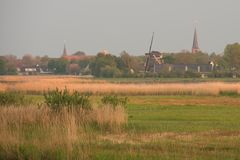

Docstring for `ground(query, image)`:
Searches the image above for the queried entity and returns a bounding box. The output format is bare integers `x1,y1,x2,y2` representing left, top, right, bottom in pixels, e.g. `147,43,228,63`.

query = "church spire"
62,42,67,57
192,27,200,53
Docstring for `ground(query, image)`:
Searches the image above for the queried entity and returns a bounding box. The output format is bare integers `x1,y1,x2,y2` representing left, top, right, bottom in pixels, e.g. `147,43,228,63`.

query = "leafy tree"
116,51,144,75
114,56,128,75
67,63,80,75
163,54,175,64
3,55,17,75
0,58,6,75
120,51,132,70
39,55,49,70
120,51,140,73
224,43,240,70
195,52,209,64
22,54,35,66
90,54,120,77
48,58,68,74
210,52,227,69
100,65,121,77
173,52,209,64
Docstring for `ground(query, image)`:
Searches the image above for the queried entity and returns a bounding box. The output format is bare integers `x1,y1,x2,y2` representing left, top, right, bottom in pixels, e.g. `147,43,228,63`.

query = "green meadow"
89,96,240,160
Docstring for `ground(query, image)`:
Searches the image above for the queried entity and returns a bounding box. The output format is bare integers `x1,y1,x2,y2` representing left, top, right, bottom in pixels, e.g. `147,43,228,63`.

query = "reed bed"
92,106,128,132
1,76,240,95
0,75,105,84
0,76,240,95
0,105,127,159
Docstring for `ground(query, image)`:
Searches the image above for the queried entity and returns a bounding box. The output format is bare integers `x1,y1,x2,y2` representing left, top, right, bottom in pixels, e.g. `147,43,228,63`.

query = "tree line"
1,43,240,77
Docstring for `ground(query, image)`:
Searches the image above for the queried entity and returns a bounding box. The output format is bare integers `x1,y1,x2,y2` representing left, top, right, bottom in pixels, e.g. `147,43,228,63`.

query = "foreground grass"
1,95,240,159
95,96,240,159
127,96,240,133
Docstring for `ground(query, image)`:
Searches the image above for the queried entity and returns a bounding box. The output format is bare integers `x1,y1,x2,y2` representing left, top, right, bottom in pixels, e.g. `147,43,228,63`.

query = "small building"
20,66,39,75
153,63,214,75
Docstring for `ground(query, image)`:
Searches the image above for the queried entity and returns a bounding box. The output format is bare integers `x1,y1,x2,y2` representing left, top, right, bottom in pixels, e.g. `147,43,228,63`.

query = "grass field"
95,96,240,159
1,76,240,159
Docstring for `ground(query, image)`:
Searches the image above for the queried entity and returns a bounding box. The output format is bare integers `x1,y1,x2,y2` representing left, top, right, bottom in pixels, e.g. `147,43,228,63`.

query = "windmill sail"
145,32,155,72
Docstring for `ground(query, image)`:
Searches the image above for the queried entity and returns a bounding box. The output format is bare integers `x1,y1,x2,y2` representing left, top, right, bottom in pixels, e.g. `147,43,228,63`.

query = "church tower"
62,43,67,57
192,28,200,53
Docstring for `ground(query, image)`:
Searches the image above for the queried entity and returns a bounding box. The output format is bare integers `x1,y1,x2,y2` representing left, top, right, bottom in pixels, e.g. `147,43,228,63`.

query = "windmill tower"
145,32,164,72
192,27,200,53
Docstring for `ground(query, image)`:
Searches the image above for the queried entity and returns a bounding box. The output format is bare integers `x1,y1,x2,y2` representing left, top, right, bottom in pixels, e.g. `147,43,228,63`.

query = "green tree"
90,54,121,77
100,65,121,77
224,43,240,70
0,58,6,75
4,55,17,75
48,58,68,74
173,52,209,64
119,51,140,73
40,55,49,67
210,52,227,69
163,54,175,64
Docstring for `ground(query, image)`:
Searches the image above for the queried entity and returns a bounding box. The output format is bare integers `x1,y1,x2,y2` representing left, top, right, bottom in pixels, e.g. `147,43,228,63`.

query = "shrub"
44,88,91,111
0,92,25,106
101,95,128,108
219,90,239,96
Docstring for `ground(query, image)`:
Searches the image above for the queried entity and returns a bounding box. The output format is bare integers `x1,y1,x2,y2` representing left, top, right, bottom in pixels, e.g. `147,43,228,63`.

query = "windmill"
145,32,154,72
144,32,163,72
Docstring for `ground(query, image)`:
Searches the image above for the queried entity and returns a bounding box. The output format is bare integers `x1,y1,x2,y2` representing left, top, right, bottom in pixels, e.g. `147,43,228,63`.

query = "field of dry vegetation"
1,76,240,159
1,75,240,95
0,105,127,159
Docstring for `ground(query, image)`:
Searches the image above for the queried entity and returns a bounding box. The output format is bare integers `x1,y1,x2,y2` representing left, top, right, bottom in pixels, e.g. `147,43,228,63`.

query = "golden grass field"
1,76,240,159
1,75,240,95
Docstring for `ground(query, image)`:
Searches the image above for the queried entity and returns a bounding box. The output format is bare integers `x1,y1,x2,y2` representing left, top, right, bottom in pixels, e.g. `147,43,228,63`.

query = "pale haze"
0,0,240,57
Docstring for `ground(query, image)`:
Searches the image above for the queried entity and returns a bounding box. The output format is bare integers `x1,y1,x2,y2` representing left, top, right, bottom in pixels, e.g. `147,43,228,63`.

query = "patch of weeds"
219,90,239,97
44,87,92,111
0,92,26,106
101,95,128,108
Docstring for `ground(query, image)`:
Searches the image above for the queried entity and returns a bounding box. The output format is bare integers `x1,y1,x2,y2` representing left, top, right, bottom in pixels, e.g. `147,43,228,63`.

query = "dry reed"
1,76,240,95
91,105,128,132
0,105,127,159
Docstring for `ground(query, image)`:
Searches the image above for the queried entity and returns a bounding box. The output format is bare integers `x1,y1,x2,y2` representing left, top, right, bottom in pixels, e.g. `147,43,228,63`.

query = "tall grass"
0,105,127,159
1,76,240,96
92,105,128,132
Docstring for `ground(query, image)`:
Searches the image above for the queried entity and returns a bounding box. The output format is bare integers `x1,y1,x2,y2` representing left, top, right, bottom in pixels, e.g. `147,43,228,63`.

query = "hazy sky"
0,0,240,57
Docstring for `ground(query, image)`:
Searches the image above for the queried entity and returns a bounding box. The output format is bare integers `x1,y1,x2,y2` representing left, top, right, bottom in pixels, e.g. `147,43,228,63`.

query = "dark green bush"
44,88,91,111
219,90,239,96
0,92,25,106
101,95,128,108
